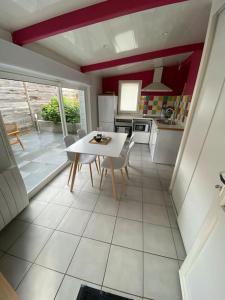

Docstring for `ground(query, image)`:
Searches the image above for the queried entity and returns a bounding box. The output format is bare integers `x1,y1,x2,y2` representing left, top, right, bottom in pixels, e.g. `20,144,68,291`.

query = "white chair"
121,133,135,160
64,135,99,187
100,141,135,190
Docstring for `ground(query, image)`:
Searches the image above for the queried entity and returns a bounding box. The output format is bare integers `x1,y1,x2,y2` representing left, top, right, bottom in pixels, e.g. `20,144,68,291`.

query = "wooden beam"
12,0,188,46
80,43,204,73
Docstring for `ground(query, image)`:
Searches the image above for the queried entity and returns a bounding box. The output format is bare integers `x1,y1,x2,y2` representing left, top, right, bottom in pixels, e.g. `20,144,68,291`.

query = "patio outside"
0,79,80,192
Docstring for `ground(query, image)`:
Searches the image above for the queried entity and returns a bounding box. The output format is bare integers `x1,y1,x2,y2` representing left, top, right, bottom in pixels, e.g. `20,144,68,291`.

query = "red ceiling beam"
80,43,204,73
12,0,188,46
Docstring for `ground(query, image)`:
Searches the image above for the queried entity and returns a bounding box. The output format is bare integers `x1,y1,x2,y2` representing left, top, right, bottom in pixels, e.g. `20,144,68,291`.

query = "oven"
133,122,150,132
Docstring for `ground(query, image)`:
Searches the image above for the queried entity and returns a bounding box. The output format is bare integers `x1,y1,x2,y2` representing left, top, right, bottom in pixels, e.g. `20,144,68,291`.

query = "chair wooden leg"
89,163,93,187
105,169,108,176
16,134,24,150
79,163,82,171
99,168,104,190
98,156,101,172
125,166,129,179
109,157,117,200
68,162,73,185
95,160,100,175
70,153,80,192
120,168,125,192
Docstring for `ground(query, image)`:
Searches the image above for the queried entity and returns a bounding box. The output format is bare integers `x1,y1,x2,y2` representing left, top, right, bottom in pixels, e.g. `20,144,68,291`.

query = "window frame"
118,80,142,114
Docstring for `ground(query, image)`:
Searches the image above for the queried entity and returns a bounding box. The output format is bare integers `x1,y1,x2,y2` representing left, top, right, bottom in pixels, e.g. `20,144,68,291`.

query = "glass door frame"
0,70,90,198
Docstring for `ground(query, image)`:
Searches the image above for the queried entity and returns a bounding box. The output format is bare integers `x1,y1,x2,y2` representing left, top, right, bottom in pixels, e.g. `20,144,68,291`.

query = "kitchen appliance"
133,119,152,144
98,95,117,132
141,67,172,92
133,123,149,132
115,119,132,137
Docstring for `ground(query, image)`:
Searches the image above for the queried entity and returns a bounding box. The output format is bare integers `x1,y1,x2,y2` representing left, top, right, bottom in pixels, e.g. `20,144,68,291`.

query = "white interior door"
174,7,225,252
180,186,225,300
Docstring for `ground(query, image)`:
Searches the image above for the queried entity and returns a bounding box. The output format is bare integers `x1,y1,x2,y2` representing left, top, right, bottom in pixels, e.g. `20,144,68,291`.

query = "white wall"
171,0,225,252
0,38,90,86
0,28,12,42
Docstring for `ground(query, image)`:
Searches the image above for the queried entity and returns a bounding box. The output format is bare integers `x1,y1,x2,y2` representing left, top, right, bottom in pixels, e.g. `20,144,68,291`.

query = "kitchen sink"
157,119,177,125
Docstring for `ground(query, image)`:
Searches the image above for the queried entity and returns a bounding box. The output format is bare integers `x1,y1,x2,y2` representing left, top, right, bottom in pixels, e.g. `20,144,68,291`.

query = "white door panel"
172,9,225,215
178,77,225,251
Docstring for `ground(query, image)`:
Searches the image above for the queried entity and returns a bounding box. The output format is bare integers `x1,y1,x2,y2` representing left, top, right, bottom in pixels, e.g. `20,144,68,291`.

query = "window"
118,80,142,113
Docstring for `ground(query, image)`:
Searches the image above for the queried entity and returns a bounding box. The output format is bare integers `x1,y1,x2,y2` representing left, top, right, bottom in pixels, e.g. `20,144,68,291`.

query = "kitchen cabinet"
133,132,150,144
149,121,183,164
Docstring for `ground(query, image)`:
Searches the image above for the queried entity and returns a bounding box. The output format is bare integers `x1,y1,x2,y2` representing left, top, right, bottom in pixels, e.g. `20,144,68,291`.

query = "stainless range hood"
142,67,172,92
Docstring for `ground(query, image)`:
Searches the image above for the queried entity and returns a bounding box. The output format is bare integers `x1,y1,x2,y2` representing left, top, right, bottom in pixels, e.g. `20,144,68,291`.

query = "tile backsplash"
139,95,191,123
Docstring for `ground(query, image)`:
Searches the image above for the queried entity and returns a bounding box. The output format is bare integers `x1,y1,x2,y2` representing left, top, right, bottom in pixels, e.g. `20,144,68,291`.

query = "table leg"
70,153,80,192
109,157,117,200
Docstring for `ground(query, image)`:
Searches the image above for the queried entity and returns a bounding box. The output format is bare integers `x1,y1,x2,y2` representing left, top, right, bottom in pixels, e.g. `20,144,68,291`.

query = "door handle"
215,184,223,191
220,171,225,185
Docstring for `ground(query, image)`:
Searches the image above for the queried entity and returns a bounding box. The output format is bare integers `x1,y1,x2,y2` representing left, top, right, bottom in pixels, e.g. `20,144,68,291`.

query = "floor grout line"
0,149,180,299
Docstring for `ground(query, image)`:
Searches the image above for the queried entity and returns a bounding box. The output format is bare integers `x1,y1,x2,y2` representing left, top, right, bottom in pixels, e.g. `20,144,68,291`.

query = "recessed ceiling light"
162,32,169,36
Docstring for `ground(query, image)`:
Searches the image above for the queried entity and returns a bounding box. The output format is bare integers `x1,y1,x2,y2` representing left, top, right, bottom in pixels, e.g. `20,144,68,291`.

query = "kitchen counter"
115,114,162,121
154,119,184,131
115,115,184,131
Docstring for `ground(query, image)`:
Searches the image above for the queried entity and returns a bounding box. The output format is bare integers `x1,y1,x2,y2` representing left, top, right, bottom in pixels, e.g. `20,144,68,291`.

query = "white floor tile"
33,204,68,229
143,203,170,227
83,213,116,243
0,220,29,251
113,218,143,251
72,191,99,211
143,188,165,205
67,238,110,285
118,200,142,221
50,189,80,206
172,229,186,260
8,224,52,262
58,208,91,235
167,207,178,228
33,186,61,202
17,201,48,222
144,223,177,259
55,275,100,300
94,196,119,216
36,231,80,272
17,264,63,300
104,245,143,297
144,253,181,300
0,254,31,288
121,186,142,202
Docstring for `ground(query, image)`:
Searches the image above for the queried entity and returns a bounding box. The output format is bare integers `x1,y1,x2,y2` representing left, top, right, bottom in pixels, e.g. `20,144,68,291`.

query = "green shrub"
41,96,80,124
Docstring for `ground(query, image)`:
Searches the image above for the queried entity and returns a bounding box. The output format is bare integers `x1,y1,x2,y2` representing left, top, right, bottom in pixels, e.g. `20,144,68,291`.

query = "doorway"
0,78,86,193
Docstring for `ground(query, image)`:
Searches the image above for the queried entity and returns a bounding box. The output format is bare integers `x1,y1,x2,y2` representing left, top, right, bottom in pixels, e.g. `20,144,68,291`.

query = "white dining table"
65,131,127,199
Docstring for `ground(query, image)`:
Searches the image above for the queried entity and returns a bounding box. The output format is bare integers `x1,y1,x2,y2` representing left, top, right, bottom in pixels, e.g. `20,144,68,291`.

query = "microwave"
134,123,149,132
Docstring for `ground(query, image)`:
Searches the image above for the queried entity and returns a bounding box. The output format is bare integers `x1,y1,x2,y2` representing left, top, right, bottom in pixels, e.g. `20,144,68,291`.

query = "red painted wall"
182,50,202,95
102,51,202,96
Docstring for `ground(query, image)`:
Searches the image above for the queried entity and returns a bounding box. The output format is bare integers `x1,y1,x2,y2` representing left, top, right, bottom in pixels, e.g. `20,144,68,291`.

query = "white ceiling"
0,0,105,31
92,53,191,77
0,0,211,77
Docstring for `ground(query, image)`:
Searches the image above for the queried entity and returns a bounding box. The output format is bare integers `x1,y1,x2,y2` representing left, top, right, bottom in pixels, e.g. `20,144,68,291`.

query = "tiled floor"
12,131,67,192
0,144,185,300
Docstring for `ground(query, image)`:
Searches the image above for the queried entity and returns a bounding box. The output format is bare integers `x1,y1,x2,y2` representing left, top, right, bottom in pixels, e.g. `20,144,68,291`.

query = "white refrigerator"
98,95,117,132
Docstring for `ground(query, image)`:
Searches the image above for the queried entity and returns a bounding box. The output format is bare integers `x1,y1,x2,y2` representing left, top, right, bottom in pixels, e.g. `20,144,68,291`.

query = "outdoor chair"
5,122,24,150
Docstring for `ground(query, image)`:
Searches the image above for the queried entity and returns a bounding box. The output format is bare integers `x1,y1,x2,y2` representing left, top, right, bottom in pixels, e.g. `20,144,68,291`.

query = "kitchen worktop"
115,114,184,131
115,114,162,120
154,119,184,131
